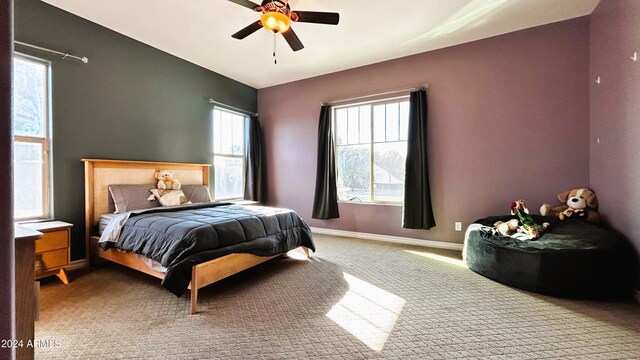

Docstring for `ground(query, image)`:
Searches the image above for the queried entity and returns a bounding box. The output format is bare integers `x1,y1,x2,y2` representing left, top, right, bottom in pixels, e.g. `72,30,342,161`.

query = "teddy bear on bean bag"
540,188,599,223
155,169,182,190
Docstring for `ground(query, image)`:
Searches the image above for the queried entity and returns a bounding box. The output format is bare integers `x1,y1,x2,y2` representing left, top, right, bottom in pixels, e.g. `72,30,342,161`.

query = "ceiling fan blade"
292,11,339,25
227,0,261,11
232,21,263,40
282,27,304,52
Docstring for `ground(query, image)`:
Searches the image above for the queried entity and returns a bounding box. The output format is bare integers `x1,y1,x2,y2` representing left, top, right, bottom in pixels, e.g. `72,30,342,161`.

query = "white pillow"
150,189,191,207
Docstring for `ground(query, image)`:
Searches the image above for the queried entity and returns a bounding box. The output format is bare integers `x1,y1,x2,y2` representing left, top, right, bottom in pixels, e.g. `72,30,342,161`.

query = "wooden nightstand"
22,221,72,284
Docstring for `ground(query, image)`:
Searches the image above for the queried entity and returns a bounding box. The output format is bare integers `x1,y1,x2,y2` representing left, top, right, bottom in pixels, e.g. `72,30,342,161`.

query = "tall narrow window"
13,55,51,220
334,98,409,204
212,107,245,200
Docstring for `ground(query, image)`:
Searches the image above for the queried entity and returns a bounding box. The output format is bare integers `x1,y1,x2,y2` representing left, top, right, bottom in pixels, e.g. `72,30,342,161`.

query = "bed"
83,159,314,314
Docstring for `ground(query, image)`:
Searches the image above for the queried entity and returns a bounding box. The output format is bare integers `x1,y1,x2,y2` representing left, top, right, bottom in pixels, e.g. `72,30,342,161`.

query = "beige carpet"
36,234,640,359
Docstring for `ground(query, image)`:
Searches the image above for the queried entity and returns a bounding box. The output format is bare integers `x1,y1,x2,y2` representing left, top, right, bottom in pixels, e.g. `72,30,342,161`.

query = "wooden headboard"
82,159,210,258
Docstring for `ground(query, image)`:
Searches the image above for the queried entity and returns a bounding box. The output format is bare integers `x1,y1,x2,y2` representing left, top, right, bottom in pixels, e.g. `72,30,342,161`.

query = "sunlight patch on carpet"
405,250,467,268
286,248,310,261
326,272,405,352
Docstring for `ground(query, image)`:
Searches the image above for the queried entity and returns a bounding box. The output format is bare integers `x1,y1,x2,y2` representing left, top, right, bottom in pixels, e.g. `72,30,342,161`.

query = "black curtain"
312,105,340,219
403,89,436,229
244,114,265,202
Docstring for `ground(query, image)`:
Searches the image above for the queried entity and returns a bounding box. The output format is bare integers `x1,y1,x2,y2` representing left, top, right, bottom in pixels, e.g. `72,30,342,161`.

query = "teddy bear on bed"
540,188,599,223
155,169,181,190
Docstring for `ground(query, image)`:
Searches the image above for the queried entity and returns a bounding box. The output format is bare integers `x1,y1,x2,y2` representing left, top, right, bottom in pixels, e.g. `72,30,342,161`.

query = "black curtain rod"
322,85,428,106
208,99,258,117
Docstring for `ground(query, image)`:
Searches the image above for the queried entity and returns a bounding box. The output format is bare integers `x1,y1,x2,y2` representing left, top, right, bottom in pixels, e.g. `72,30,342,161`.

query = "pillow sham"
150,189,192,207
109,185,160,214
180,185,212,203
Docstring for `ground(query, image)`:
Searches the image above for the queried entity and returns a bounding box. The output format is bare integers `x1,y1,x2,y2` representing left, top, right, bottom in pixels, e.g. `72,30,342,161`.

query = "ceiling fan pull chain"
273,33,277,65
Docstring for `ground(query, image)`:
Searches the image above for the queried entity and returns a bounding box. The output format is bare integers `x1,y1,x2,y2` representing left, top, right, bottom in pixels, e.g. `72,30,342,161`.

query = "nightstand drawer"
35,230,68,253
36,249,69,273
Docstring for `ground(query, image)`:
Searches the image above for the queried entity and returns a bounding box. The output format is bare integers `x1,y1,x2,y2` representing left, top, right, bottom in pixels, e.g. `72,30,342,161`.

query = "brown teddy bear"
540,188,599,223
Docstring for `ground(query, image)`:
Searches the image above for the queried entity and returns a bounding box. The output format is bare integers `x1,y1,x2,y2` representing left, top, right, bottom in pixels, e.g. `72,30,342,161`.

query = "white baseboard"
310,227,464,251
66,259,88,272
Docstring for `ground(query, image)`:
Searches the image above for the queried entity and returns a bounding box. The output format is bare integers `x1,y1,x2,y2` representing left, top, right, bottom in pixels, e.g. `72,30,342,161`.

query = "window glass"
347,107,359,145
335,108,348,145
232,114,244,155
359,106,371,144
213,109,222,154
13,58,47,138
334,98,410,204
13,55,50,220
385,103,399,142
399,102,409,141
213,155,244,200
337,144,371,202
212,107,246,200
13,142,44,219
373,142,407,203
220,110,233,154
373,105,386,143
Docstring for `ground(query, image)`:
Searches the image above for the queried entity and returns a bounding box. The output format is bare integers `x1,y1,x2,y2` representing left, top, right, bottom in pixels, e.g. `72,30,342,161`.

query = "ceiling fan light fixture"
229,0,338,53
261,11,290,33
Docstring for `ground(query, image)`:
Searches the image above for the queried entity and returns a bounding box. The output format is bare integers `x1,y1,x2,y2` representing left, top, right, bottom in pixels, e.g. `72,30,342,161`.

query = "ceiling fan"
228,0,340,52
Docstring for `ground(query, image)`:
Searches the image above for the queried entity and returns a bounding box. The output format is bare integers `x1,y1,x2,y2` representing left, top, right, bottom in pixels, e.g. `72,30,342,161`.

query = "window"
13,55,51,220
212,107,245,200
334,98,410,204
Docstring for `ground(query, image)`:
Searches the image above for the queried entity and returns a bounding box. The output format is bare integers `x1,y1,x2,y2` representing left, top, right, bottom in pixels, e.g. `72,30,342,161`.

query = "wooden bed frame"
82,159,310,314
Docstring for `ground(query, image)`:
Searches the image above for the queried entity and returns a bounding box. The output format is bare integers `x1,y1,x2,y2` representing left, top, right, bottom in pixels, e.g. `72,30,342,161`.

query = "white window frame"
333,96,410,205
13,53,52,221
212,106,246,201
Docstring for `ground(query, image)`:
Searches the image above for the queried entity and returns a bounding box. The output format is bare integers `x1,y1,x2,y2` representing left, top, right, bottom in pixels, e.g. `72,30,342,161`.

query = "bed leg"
190,266,198,315
56,269,70,285
190,286,198,315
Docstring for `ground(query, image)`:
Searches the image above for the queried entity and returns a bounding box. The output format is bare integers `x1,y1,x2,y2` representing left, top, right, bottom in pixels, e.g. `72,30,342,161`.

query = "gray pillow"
108,184,160,213
180,185,212,203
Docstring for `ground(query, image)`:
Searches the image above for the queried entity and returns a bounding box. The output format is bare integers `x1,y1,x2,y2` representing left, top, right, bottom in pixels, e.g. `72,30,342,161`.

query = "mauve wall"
589,0,640,282
258,18,591,245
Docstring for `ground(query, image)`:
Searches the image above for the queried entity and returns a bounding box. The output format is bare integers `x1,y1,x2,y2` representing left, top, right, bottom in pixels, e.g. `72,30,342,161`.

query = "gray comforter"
100,203,315,296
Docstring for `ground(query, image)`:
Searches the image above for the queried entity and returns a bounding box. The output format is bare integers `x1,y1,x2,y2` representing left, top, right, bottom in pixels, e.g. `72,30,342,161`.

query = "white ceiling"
42,0,599,89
